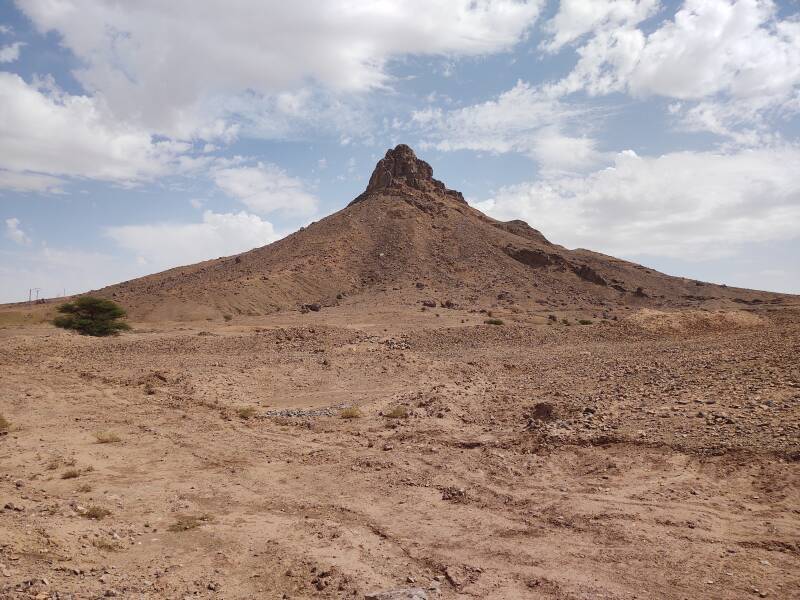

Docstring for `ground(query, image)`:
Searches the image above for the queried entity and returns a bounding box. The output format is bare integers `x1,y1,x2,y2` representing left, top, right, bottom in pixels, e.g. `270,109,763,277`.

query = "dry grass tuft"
484,318,504,326
94,431,122,444
340,406,363,419
385,405,409,419
82,505,111,520
61,469,81,479
168,514,214,532
92,539,123,552
0,414,11,433
236,406,258,420
77,483,92,493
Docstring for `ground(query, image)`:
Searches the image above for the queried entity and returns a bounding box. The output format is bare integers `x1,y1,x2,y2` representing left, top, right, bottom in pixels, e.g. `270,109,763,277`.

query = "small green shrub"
53,296,130,337
484,318,504,326
578,319,593,325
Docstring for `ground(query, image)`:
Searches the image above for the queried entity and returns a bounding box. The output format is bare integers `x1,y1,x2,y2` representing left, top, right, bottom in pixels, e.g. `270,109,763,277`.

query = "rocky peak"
361,144,465,203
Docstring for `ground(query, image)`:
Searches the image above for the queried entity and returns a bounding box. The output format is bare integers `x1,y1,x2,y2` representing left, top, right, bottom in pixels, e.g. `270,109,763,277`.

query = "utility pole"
28,287,41,305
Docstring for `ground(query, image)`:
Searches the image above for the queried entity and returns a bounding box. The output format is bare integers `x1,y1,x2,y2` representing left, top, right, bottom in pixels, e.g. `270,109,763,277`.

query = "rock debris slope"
96,144,786,320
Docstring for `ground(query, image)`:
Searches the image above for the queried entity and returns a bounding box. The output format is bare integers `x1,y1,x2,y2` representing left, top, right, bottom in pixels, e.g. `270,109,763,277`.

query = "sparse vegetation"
0,414,10,433
223,314,233,322
484,318,504,326
94,431,122,444
578,319,593,325
92,539,122,552
562,318,571,326
77,483,92,493
82,505,111,520
385,405,409,419
168,514,214,532
53,296,130,337
61,468,81,479
236,406,258,420
340,406,363,419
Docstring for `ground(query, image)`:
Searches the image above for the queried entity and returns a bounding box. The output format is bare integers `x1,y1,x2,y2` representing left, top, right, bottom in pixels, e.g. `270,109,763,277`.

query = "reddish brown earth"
93,145,787,321
1,146,798,599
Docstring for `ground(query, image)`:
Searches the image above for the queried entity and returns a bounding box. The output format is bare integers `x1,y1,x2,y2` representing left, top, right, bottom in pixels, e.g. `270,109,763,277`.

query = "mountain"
95,144,786,320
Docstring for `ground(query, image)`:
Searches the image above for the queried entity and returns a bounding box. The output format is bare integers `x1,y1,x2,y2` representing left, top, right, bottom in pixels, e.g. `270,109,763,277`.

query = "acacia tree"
53,296,131,336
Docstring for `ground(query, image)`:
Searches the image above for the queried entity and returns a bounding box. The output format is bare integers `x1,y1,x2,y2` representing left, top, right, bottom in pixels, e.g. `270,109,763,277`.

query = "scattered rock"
528,402,556,422
365,588,427,600
441,486,467,502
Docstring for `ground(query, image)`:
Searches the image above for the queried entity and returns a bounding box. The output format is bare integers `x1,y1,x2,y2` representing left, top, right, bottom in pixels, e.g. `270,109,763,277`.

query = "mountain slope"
95,145,787,320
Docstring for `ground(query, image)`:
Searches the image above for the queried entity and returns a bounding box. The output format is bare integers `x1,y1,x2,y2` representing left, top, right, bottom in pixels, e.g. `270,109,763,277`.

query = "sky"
1,0,799,302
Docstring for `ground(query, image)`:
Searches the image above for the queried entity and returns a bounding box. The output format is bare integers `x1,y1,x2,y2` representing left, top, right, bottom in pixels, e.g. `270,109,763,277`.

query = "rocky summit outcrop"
92,144,787,320
351,144,465,204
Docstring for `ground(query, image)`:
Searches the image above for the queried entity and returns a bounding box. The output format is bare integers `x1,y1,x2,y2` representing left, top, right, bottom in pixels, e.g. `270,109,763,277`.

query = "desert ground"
1,299,798,599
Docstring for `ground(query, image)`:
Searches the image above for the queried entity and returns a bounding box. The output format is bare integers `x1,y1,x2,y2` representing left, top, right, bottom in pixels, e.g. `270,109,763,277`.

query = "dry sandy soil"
1,300,798,599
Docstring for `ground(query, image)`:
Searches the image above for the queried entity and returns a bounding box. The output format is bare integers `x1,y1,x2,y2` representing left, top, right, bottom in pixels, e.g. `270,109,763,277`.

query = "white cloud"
106,210,279,271
528,126,608,174
547,0,800,140
0,170,64,193
541,0,659,52
0,73,188,187
16,0,543,137
478,146,800,260
5,217,31,245
414,80,605,172
213,163,317,216
0,41,24,62
221,87,373,142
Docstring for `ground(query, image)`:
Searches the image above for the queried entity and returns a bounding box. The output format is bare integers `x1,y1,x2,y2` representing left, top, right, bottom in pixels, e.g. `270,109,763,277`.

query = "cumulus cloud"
213,163,318,216
4,217,31,245
106,210,280,271
541,0,659,52
16,0,543,137
547,0,800,140
0,73,188,187
414,81,606,172
478,146,800,260
0,41,24,62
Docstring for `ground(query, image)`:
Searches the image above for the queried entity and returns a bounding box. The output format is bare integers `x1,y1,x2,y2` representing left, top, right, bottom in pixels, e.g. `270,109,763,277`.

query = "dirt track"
1,304,799,599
